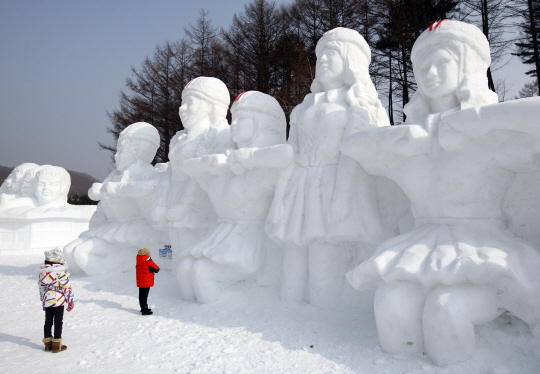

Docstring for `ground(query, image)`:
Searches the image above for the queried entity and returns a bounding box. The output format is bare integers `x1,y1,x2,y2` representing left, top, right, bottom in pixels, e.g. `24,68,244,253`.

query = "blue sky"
0,0,530,180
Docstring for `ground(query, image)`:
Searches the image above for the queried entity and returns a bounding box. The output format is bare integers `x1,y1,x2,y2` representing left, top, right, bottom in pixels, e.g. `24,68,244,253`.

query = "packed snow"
1,251,539,373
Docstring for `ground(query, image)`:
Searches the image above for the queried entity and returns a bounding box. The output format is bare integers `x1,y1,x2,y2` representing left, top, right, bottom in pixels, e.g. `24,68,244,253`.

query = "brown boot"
52,338,67,353
43,337,52,352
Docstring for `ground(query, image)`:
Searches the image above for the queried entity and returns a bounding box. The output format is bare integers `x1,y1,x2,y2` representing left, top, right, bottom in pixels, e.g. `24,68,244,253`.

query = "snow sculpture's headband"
315,27,371,64
411,19,491,68
182,76,230,109
119,122,160,148
231,91,286,122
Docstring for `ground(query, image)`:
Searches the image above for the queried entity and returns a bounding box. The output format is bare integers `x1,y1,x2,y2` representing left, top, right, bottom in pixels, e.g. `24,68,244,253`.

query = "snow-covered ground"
1,251,539,374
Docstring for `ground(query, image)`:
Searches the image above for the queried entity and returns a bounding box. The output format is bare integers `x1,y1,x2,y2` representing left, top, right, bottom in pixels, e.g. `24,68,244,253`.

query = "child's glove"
67,301,74,312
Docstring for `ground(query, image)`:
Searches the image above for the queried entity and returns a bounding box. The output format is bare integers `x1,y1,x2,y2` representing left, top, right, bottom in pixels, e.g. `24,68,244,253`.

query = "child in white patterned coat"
38,248,74,353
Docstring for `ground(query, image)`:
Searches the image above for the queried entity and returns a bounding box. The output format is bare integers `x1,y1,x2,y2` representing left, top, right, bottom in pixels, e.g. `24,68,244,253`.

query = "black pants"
44,306,64,339
139,287,150,309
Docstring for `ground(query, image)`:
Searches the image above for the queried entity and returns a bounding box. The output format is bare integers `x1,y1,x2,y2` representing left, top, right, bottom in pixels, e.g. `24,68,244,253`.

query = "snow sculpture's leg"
72,238,131,276
281,244,309,302
308,242,353,310
374,281,425,354
63,238,85,274
191,259,244,303
177,257,196,301
169,227,208,274
423,285,502,366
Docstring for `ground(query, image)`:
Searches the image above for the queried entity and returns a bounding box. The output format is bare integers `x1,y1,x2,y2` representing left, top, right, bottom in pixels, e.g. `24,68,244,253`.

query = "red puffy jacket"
136,255,160,288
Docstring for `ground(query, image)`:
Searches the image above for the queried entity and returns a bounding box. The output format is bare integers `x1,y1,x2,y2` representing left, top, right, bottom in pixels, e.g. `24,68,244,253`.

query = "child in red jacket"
136,248,160,315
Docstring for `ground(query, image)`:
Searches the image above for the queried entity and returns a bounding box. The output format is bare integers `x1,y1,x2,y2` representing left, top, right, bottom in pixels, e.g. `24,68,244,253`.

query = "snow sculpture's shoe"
43,337,52,352
52,338,67,353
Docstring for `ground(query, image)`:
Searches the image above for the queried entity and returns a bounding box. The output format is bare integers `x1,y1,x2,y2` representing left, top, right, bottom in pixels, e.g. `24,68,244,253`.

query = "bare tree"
513,0,540,94
185,9,219,77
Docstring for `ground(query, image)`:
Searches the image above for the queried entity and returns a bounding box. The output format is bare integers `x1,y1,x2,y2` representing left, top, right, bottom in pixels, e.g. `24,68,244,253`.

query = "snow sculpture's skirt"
266,164,383,247
182,220,264,274
347,221,540,324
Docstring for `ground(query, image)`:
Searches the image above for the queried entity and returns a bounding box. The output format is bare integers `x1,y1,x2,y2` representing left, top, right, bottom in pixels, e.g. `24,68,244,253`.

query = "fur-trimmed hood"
37,264,67,274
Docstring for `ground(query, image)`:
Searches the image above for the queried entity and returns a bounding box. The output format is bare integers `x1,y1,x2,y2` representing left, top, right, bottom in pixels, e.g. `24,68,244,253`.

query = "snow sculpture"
0,163,39,203
177,91,293,303
63,122,165,275
0,164,95,250
265,27,388,309
153,77,234,271
341,20,540,366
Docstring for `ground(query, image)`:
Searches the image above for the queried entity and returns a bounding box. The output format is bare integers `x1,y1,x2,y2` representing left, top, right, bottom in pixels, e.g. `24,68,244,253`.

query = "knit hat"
411,19,491,68
231,91,286,123
44,248,66,264
138,248,151,256
316,27,371,64
119,122,161,149
182,77,230,110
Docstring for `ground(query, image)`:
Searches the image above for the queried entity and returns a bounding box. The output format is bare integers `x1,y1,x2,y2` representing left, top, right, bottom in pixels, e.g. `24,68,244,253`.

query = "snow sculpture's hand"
229,148,255,175
67,301,74,312
227,150,247,175
88,183,103,201
207,154,228,176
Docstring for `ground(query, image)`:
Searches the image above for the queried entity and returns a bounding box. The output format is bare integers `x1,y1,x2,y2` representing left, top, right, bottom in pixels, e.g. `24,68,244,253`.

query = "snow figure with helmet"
177,91,293,303
341,20,540,366
64,122,165,276
265,27,388,310
152,77,234,274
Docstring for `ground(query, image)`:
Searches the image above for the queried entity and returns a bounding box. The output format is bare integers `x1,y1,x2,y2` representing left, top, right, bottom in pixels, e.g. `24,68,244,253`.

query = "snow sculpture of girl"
64,122,164,275
153,77,234,271
177,91,293,303
341,20,540,366
265,27,388,309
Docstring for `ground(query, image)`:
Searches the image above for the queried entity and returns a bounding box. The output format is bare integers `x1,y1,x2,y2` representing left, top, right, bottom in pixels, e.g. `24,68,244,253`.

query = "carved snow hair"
405,20,498,123
13,163,40,176
37,166,71,185
231,91,287,147
182,76,230,119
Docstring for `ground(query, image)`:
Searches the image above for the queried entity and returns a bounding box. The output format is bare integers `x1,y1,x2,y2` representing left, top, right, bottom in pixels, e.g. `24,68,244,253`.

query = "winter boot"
146,304,152,313
52,338,67,353
43,337,52,352
142,305,153,315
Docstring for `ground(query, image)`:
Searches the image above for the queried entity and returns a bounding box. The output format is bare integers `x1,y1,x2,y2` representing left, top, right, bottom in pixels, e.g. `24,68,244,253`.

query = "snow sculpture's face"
4,168,26,193
20,174,36,198
115,137,140,172
35,174,67,205
230,110,254,145
416,48,460,99
179,93,212,131
315,46,344,89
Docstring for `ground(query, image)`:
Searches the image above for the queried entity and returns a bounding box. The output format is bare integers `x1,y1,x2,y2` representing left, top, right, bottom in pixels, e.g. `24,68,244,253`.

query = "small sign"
159,244,172,259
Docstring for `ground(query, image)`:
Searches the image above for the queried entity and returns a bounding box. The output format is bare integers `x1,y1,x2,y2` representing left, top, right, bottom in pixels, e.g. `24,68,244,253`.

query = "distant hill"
0,164,99,198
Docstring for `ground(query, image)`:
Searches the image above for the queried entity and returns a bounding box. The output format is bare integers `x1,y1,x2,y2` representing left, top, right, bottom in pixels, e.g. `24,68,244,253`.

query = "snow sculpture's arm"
227,145,294,175
180,153,230,178
104,175,158,199
341,124,430,176
439,98,540,141
439,98,540,170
